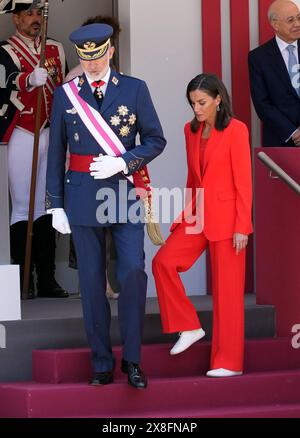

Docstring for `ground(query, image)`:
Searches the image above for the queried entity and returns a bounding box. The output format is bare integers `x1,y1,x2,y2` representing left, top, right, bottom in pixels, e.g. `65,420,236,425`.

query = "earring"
217,105,221,112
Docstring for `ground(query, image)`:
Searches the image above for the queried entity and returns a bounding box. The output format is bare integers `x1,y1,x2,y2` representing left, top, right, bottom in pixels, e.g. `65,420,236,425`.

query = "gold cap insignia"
75,38,110,61
83,42,96,50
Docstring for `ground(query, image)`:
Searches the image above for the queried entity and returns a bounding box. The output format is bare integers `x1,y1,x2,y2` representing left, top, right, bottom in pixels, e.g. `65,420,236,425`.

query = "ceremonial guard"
46,24,166,388
0,2,69,298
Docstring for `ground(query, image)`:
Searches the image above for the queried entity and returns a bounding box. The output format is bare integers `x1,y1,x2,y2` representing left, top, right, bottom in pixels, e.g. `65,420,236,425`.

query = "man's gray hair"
268,9,278,22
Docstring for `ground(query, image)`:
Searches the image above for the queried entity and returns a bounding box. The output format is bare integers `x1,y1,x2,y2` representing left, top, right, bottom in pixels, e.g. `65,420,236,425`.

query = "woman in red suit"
152,74,253,377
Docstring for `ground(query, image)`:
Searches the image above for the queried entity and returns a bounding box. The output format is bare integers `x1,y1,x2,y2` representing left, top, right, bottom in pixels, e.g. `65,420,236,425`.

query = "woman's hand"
233,233,248,255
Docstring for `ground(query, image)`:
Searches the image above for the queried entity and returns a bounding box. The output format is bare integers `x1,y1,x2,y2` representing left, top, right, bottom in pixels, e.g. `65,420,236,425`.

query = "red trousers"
152,223,245,372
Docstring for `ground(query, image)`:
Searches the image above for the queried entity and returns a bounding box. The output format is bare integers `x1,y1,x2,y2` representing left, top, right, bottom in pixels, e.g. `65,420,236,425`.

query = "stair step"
32,338,300,384
1,370,300,418
70,404,300,418
1,295,275,383
194,404,300,418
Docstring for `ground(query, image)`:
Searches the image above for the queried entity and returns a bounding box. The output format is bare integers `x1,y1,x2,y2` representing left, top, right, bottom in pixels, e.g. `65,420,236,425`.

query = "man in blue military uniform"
46,24,166,389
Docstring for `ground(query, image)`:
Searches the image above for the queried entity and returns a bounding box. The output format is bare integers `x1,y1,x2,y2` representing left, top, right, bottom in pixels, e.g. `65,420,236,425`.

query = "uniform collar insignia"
78,76,85,87
112,76,119,86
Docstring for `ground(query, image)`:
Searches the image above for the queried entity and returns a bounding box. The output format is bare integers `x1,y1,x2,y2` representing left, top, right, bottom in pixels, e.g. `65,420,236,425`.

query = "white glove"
51,208,71,235
89,155,127,179
29,67,48,88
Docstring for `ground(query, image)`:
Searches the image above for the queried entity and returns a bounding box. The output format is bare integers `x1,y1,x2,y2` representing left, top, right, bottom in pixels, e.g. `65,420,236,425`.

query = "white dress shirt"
86,67,111,96
276,35,299,71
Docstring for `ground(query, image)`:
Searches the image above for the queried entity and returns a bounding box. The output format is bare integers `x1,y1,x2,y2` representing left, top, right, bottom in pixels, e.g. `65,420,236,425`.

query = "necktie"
92,80,105,109
287,45,300,96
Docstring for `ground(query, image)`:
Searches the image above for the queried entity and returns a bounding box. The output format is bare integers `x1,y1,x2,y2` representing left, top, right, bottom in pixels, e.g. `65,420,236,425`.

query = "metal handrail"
258,152,300,196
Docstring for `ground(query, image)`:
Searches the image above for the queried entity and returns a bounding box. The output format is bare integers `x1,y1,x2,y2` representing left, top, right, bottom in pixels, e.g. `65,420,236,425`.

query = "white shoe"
170,328,205,355
106,279,119,300
106,290,119,300
206,368,243,378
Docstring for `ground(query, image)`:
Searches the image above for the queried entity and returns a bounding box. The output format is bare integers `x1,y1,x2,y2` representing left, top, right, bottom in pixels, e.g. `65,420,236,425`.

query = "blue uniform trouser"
71,222,147,372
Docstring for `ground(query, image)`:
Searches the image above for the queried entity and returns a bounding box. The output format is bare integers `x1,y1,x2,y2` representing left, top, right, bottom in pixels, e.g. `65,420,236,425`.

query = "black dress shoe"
37,279,69,298
21,288,36,300
121,359,147,389
89,371,114,386
26,289,36,300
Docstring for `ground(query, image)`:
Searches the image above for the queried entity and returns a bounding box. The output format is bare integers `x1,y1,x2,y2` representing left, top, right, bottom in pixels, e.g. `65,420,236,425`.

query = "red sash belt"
69,153,95,172
68,153,151,199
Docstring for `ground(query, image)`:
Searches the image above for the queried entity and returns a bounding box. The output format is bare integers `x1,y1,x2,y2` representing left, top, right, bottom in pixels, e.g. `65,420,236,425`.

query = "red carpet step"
1,370,300,418
32,338,300,383
1,338,300,418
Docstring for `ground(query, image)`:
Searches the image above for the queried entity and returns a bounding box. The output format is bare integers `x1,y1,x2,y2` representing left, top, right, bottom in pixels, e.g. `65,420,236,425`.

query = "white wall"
119,0,207,297
0,265,21,321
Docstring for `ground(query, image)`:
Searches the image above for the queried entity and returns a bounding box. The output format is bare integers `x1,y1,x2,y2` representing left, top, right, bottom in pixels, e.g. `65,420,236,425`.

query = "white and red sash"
63,78,134,182
63,78,127,157
7,35,56,95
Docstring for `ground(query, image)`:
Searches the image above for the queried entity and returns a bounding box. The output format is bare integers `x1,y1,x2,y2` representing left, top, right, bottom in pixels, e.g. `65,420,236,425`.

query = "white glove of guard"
51,208,71,235
89,155,127,179
29,67,48,88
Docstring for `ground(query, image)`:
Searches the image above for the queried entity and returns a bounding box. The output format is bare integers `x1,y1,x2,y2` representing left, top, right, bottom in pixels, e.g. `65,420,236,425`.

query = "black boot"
10,221,35,299
33,215,69,298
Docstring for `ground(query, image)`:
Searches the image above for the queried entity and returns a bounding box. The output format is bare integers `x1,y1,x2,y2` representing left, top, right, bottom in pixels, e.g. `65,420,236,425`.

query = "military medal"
66,108,78,115
120,126,131,137
118,106,129,116
95,87,103,100
129,114,137,125
110,106,136,137
110,115,121,126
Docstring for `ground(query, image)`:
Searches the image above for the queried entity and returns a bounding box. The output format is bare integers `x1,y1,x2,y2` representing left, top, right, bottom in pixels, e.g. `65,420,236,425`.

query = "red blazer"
171,118,253,241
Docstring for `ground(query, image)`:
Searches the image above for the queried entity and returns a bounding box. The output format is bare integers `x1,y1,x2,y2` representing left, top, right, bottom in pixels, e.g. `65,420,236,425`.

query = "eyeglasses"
273,14,300,25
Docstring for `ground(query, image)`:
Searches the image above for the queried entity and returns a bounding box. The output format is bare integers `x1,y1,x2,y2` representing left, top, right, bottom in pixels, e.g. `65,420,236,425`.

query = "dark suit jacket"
248,37,300,147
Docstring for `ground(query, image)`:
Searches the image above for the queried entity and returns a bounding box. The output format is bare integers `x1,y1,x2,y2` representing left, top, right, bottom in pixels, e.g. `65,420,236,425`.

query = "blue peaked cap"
69,24,113,61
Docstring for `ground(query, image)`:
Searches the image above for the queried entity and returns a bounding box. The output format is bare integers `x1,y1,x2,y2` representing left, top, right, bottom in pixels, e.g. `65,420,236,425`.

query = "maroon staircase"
1,339,300,418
